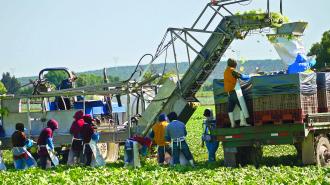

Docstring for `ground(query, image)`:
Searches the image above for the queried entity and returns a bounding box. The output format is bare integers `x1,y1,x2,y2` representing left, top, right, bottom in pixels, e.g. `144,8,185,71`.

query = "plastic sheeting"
270,37,306,65
317,72,330,90
251,72,317,97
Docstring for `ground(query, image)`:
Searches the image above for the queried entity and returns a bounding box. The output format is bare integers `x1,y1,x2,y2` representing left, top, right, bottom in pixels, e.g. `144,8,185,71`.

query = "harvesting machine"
1,0,329,166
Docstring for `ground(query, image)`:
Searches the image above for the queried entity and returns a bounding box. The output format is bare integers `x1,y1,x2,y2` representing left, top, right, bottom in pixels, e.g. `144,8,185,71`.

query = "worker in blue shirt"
202,109,219,162
166,112,194,166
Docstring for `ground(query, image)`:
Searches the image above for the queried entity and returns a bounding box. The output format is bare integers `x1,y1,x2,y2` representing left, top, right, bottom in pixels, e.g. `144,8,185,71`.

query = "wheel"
294,143,302,164
249,146,263,167
315,135,330,167
237,146,262,167
97,142,120,162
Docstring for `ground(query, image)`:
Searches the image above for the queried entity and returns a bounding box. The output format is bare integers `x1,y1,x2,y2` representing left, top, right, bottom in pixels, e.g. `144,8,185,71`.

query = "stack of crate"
213,79,253,128
317,72,330,112
251,73,318,126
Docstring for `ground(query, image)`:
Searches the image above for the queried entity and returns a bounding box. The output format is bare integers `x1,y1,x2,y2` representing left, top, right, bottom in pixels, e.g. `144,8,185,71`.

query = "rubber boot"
239,111,251,127
189,160,195,167
228,112,235,128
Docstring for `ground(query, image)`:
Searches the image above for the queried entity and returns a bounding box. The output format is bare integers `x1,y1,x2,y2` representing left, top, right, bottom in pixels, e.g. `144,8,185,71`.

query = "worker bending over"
202,109,219,162
11,123,37,170
67,110,85,165
149,113,172,165
81,114,105,167
37,119,59,169
124,135,152,168
166,112,194,167
224,58,251,128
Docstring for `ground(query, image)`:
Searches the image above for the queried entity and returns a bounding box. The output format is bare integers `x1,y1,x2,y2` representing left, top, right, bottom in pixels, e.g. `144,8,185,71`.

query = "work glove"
240,74,250,81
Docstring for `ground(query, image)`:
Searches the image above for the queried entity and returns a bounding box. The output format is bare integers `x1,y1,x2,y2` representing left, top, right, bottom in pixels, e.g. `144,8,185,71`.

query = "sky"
0,0,329,77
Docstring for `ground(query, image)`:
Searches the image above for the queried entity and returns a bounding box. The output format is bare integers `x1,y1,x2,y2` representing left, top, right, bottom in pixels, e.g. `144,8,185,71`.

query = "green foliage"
0,107,9,117
267,34,300,43
75,74,118,87
0,82,7,95
17,86,34,95
76,74,103,87
44,71,68,87
0,106,329,184
158,71,176,85
236,10,289,28
1,72,21,94
308,30,330,69
143,71,176,85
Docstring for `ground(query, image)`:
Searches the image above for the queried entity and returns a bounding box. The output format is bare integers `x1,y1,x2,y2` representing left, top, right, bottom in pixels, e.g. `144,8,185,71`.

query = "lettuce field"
0,106,330,184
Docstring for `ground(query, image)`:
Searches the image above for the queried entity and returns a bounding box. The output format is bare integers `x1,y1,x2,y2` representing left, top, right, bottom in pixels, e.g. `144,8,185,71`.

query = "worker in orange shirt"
149,113,171,165
224,58,251,128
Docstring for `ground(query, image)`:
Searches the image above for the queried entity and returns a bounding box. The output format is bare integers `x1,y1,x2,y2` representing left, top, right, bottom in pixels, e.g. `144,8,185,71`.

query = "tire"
237,146,262,167
315,135,330,167
97,142,120,162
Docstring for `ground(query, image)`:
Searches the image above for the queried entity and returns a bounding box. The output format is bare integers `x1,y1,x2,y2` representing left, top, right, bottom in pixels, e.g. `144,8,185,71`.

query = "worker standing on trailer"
124,135,152,168
67,110,85,165
11,123,37,170
149,113,172,165
81,114,105,167
166,112,194,166
224,58,251,128
202,109,219,162
37,119,59,169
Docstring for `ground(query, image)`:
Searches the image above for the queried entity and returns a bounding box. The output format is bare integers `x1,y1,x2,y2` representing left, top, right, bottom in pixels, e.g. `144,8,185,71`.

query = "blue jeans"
205,141,219,162
172,140,193,164
14,157,35,170
157,145,171,164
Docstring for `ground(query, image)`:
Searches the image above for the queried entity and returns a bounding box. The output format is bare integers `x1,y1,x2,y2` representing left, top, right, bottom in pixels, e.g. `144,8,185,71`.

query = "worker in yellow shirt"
224,58,251,128
149,113,171,165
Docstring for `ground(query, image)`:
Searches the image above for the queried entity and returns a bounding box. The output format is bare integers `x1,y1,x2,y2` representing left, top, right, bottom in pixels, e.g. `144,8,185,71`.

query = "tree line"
0,71,120,95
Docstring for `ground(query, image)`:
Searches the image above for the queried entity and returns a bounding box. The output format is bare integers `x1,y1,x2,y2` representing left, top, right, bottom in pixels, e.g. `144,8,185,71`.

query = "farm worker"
224,58,251,128
11,123,37,170
0,141,5,170
287,53,317,74
37,119,59,169
166,112,194,166
55,74,77,110
81,114,105,167
201,109,219,162
149,113,172,165
67,110,85,165
124,135,152,168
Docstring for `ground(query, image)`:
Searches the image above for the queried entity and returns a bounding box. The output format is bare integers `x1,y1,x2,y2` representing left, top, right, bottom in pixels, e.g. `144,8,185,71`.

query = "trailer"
211,113,330,167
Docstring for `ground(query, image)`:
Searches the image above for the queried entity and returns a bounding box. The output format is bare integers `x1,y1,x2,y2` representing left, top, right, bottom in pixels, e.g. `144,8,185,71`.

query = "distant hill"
17,59,287,85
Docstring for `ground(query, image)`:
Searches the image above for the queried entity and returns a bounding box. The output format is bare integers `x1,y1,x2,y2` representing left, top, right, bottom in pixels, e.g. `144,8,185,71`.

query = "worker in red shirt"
224,58,251,128
67,110,85,165
81,114,104,167
37,119,59,169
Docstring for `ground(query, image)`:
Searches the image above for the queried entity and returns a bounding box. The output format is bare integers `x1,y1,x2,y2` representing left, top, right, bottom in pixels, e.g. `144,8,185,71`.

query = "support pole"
280,0,283,15
127,85,131,138
267,0,270,18
27,98,31,138
170,31,182,91
184,32,191,65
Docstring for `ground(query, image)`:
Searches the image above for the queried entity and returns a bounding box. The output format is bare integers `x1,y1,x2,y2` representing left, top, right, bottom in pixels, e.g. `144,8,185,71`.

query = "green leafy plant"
0,106,329,184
